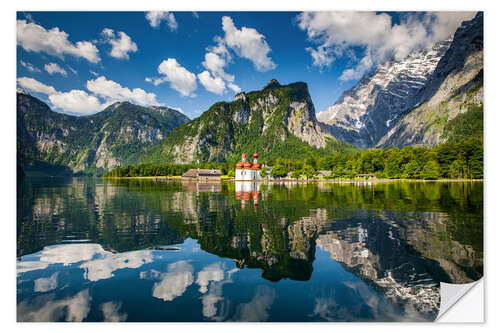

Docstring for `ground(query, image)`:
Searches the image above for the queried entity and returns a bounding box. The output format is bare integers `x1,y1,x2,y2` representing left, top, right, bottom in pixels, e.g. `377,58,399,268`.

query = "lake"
16,177,483,322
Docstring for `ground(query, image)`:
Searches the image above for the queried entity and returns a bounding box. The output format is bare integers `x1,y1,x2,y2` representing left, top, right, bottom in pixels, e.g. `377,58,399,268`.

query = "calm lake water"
16,177,483,322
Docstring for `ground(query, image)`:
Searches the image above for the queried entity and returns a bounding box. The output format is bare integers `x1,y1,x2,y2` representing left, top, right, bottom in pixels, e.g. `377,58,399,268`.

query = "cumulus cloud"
153,58,197,97
221,16,276,72
48,90,105,115
152,261,194,302
19,60,40,72
202,50,234,83
197,71,226,95
196,262,225,293
86,76,158,105
297,11,476,80
44,62,67,76
197,16,274,95
227,82,241,93
101,28,138,60
17,289,91,322
17,76,56,95
100,301,127,322
17,75,158,114
79,249,154,281
17,20,100,63
145,11,178,31
34,272,59,293
233,285,276,321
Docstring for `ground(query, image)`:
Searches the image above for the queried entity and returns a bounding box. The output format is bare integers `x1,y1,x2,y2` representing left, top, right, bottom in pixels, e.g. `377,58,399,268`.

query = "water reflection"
17,177,483,322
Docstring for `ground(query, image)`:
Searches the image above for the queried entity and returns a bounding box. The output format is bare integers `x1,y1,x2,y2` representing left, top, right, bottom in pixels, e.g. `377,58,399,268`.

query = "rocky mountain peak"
263,78,281,90
317,33,454,148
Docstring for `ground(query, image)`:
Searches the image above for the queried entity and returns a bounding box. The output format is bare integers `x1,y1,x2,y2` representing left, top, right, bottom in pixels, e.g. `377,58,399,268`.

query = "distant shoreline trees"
103,138,483,180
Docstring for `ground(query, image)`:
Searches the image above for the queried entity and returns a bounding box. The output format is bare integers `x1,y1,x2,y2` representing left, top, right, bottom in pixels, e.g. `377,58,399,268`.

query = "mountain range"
16,13,483,174
318,12,483,148
17,91,189,174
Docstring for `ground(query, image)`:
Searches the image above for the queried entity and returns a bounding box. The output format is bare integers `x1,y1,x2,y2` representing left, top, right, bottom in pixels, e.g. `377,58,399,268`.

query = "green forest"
103,137,483,180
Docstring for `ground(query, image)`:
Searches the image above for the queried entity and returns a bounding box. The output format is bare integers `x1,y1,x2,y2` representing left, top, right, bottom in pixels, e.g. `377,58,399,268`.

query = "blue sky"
16,11,475,119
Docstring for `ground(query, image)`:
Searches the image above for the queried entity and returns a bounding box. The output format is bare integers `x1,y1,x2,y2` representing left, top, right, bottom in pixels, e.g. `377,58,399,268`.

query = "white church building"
235,153,265,181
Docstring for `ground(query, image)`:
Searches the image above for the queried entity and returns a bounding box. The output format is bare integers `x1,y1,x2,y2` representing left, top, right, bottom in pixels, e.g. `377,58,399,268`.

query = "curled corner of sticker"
436,278,484,322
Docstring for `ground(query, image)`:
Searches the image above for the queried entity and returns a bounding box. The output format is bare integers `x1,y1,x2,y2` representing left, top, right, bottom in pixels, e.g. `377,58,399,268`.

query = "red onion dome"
242,153,247,158
253,153,258,158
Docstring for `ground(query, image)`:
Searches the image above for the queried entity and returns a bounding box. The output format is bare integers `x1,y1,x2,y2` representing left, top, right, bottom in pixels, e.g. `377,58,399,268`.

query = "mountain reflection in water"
17,178,483,322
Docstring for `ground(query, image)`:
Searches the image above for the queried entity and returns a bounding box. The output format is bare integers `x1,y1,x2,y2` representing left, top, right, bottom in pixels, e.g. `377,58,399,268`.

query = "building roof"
182,169,222,178
316,170,332,176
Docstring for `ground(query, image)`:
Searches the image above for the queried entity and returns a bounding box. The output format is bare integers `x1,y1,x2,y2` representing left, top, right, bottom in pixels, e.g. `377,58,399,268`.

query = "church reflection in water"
235,181,263,211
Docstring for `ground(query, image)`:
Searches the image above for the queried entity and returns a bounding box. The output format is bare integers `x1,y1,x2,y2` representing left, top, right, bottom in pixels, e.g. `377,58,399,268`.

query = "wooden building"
316,170,332,179
181,169,222,181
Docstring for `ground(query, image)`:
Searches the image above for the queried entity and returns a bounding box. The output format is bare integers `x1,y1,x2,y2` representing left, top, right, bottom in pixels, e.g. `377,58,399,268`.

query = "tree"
291,170,300,179
259,169,268,179
227,170,235,178
421,160,440,180
270,164,287,179
301,165,316,179
402,160,421,179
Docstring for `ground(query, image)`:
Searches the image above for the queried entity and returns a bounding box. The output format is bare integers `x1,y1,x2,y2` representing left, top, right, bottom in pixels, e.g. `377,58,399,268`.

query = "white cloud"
197,16,276,94
86,76,158,105
145,11,178,31
101,301,127,322
44,62,67,76
101,28,138,60
297,11,476,80
199,33,241,95
19,60,40,72
227,82,241,93
17,77,56,95
17,77,106,114
34,272,59,292
233,285,276,321
196,262,224,293
197,71,226,95
155,58,197,97
17,289,91,322
17,20,100,63
48,90,105,115
202,51,234,82
152,261,194,302
79,249,154,281
90,70,99,77
221,16,276,72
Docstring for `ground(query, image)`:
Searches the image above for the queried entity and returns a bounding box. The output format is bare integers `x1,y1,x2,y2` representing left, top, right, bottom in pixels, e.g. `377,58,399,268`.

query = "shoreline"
102,176,483,183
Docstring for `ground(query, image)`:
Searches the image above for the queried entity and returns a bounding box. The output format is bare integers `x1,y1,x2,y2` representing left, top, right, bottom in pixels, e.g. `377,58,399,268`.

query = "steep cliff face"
143,80,354,164
317,38,452,147
377,13,483,147
318,12,483,148
17,92,189,173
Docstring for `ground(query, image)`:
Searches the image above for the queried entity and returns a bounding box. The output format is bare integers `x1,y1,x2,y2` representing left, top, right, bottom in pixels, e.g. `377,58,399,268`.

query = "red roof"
251,163,261,170
243,162,252,169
